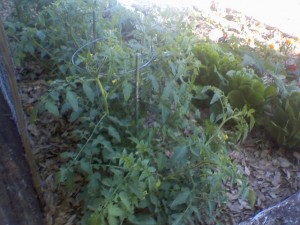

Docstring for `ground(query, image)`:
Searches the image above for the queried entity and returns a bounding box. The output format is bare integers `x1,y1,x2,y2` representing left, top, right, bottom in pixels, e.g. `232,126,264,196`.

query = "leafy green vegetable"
226,69,277,115
263,92,300,149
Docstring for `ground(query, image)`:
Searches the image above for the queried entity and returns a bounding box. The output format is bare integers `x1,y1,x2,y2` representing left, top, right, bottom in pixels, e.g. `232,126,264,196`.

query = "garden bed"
2,1,300,224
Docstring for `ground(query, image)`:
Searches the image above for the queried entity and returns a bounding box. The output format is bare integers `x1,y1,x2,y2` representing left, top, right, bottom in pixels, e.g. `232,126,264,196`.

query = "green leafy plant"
8,1,255,224
192,42,242,88
263,92,300,149
225,69,277,115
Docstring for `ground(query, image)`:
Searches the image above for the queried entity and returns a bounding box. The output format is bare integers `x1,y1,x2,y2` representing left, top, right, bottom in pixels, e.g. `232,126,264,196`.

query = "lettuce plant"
263,92,300,149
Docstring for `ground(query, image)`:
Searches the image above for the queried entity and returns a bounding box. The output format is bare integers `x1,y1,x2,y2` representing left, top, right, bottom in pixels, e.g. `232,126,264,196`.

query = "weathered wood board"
0,91,43,225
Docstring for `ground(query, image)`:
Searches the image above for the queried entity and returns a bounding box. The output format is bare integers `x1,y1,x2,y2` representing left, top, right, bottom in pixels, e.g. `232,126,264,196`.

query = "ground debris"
239,190,300,225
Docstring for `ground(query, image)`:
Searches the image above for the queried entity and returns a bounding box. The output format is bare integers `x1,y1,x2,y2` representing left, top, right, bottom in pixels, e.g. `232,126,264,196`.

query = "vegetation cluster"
5,0,300,224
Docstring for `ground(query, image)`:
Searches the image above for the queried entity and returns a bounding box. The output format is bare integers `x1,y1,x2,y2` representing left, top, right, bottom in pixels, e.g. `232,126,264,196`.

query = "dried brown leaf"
277,157,292,168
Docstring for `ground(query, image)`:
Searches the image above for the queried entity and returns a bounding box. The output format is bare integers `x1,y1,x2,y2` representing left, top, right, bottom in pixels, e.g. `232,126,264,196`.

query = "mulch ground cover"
3,2,300,224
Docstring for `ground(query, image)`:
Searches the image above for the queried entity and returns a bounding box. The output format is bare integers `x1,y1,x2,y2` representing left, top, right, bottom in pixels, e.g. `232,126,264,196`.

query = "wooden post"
0,17,43,203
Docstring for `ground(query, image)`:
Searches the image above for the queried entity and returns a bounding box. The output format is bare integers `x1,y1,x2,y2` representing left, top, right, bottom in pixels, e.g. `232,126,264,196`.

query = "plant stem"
96,76,109,115
135,53,140,134
72,112,107,162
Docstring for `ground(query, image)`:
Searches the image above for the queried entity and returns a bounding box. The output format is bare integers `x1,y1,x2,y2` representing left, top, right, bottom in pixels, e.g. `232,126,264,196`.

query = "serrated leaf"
122,80,133,102
83,81,95,103
108,126,121,142
170,190,190,209
66,90,79,111
108,204,125,217
119,192,131,211
45,101,59,116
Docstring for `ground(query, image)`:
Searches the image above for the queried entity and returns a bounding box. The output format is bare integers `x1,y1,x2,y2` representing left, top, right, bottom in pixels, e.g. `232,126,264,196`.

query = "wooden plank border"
0,17,43,204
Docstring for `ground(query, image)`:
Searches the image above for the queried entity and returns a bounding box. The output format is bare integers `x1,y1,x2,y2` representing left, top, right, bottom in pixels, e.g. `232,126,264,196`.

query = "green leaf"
173,213,184,225
170,189,190,209
80,158,91,174
108,203,125,217
108,126,121,142
148,74,159,92
228,90,246,108
108,215,118,225
161,82,172,100
60,103,72,114
128,214,156,225
83,81,95,103
29,107,38,123
122,80,133,102
119,192,131,212
36,30,46,41
66,90,79,111
171,146,188,166
210,91,221,105
157,152,167,171
70,108,82,122
45,101,59,116
89,212,101,225
87,173,101,194
50,90,60,101
248,189,256,208
58,168,74,192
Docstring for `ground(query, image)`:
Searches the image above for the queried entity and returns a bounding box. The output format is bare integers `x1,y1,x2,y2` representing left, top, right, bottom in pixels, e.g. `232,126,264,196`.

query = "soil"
1,1,300,225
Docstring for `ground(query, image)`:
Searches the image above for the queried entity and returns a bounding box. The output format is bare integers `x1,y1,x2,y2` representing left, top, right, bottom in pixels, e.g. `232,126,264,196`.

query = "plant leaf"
148,74,159,92
83,81,94,103
45,101,59,116
210,91,221,105
171,146,188,166
170,189,190,209
248,189,256,208
108,126,121,142
66,90,79,111
108,215,118,225
108,203,125,217
128,214,156,225
89,212,101,225
70,108,82,122
80,158,91,174
122,80,133,102
161,82,172,100
119,192,131,212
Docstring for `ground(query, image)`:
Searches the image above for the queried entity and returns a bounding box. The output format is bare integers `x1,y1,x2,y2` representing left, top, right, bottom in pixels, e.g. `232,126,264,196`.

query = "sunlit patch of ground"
118,0,300,37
